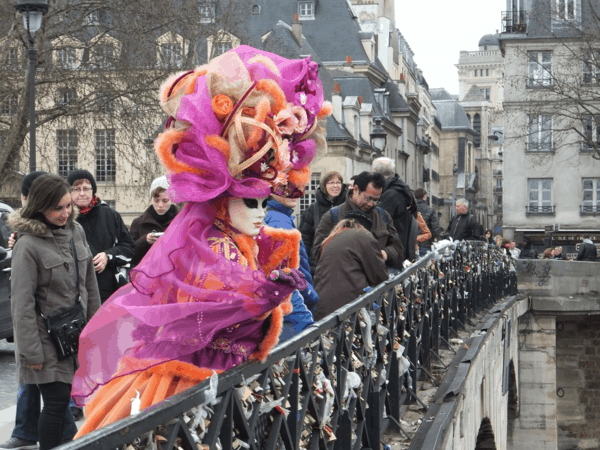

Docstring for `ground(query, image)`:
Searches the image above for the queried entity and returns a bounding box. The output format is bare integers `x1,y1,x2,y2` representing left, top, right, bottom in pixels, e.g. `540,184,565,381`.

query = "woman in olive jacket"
9,175,100,450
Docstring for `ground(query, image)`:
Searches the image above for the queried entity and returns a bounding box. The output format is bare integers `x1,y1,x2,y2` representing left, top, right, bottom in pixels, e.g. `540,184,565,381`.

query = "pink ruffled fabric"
72,201,295,406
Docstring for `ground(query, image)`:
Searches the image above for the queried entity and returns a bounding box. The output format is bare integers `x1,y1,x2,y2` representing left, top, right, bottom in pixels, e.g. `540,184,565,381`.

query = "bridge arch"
475,418,497,449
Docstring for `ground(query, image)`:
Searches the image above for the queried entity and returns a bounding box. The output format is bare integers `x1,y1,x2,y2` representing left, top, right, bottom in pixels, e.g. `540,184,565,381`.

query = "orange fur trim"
155,130,206,175
287,166,311,188
145,359,221,382
317,101,333,119
256,79,287,115
246,97,272,149
205,135,231,161
280,294,293,315
233,233,258,270
260,226,301,274
250,305,284,361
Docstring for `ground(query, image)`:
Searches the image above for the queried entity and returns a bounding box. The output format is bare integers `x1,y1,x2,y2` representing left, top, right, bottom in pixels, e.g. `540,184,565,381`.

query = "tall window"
556,0,576,20
94,45,114,69
582,178,600,213
474,70,478,77
57,130,78,177
528,114,553,151
582,115,600,151
298,1,314,18
56,47,77,69
479,88,491,100
528,51,552,87
5,48,18,67
83,11,100,25
473,113,481,147
486,69,490,76
299,173,320,213
57,88,77,106
0,94,18,115
95,129,116,182
160,43,182,68
527,179,554,213
583,51,600,83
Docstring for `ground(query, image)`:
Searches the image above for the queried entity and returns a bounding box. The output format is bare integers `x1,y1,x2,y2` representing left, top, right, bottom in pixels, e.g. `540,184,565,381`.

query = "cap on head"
149,175,170,199
21,171,47,197
67,170,97,195
346,209,373,232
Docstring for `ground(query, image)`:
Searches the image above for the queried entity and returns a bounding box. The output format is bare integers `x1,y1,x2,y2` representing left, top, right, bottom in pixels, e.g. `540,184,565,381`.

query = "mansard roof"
462,85,486,102
431,88,474,132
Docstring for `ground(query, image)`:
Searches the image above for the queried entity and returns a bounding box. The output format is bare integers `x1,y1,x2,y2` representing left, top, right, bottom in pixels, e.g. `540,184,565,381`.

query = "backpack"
330,206,389,227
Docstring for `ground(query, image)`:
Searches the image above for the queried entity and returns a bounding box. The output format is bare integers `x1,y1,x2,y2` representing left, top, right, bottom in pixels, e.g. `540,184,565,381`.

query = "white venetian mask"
228,197,268,236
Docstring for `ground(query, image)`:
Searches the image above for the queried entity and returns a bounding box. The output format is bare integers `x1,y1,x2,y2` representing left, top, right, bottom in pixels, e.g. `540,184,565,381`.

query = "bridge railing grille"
60,241,517,450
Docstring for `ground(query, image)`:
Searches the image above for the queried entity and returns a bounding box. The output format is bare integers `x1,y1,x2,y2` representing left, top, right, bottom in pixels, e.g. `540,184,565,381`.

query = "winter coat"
299,185,347,273
313,228,388,321
9,211,101,385
415,199,440,248
76,200,135,302
446,212,482,241
264,200,315,340
312,191,403,267
378,175,417,262
130,204,178,268
577,239,597,261
520,243,538,260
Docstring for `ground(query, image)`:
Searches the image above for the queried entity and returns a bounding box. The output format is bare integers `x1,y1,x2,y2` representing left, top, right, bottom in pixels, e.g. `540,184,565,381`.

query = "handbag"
37,240,87,363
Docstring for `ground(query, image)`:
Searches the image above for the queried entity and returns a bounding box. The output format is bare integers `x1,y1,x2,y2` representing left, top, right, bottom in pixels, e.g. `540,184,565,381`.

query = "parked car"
0,202,14,341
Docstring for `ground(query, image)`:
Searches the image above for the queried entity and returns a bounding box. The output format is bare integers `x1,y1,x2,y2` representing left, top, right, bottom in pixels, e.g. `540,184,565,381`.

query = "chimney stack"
332,83,342,123
292,14,302,46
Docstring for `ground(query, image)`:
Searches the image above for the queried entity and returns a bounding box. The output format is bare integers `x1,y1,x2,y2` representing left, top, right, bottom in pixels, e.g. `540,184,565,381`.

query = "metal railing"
59,242,517,450
580,204,600,214
526,205,555,215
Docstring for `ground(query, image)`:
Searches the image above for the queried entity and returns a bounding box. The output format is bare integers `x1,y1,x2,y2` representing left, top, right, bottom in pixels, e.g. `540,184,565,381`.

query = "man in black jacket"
577,236,597,261
67,170,135,303
372,157,417,262
414,188,440,256
446,198,482,241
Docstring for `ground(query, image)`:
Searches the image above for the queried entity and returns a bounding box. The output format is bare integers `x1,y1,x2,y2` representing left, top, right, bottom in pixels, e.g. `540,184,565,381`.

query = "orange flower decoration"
212,94,234,121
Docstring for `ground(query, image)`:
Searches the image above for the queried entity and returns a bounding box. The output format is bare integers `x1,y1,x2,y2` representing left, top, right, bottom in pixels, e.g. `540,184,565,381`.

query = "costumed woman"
71,45,331,437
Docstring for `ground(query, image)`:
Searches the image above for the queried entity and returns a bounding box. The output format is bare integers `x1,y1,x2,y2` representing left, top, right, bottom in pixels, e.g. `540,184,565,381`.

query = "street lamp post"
14,0,49,173
370,117,387,154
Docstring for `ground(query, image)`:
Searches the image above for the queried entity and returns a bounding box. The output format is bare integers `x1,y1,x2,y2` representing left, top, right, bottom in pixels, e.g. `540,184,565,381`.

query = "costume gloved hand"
268,268,307,291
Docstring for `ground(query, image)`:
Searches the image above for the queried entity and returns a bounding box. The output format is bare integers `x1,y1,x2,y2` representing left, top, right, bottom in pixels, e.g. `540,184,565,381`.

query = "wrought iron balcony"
59,243,517,450
502,10,527,33
526,205,555,215
580,204,600,214
494,186,503,192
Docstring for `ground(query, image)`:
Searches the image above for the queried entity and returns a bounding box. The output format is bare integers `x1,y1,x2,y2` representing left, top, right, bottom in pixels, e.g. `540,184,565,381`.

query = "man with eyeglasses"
312,171,403,268
67,170,134,305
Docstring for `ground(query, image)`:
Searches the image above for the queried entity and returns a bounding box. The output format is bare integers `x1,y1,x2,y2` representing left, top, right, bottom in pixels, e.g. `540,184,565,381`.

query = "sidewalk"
0,404,85,445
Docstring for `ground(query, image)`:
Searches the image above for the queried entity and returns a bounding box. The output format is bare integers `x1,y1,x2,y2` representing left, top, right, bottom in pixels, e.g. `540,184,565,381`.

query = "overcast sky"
395,0,506,95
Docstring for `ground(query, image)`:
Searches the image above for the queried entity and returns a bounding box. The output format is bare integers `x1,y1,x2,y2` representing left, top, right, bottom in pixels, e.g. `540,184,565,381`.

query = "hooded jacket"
520,242,538,259
264,200,315,340
415,199,440,247
130,204,178,268
76,199,135,302
312,190,403,267
299,185,347,273
577,239,597,261
377,175,417,262
9,210,101,385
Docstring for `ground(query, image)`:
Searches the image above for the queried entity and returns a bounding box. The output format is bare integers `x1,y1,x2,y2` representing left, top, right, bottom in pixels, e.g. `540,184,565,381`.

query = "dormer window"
83,11,100,26
56,47,77,70
95,45,115,69
298,2,314,19
213,41,232,58
160,43,182,68
199,3,216,23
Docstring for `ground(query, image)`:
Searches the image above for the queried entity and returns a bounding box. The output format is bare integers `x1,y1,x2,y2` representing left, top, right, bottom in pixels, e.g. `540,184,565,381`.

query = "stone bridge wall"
413,295,528,450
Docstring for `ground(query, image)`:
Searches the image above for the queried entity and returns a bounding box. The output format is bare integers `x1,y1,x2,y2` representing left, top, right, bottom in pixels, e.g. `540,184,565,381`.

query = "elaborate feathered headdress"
155,46,332,203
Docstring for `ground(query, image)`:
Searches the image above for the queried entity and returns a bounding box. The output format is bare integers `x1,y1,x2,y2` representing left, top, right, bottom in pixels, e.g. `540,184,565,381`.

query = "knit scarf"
79,196,99,215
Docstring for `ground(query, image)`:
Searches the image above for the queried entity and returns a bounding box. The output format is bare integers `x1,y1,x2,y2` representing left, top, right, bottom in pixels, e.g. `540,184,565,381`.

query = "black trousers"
37,382,71,450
